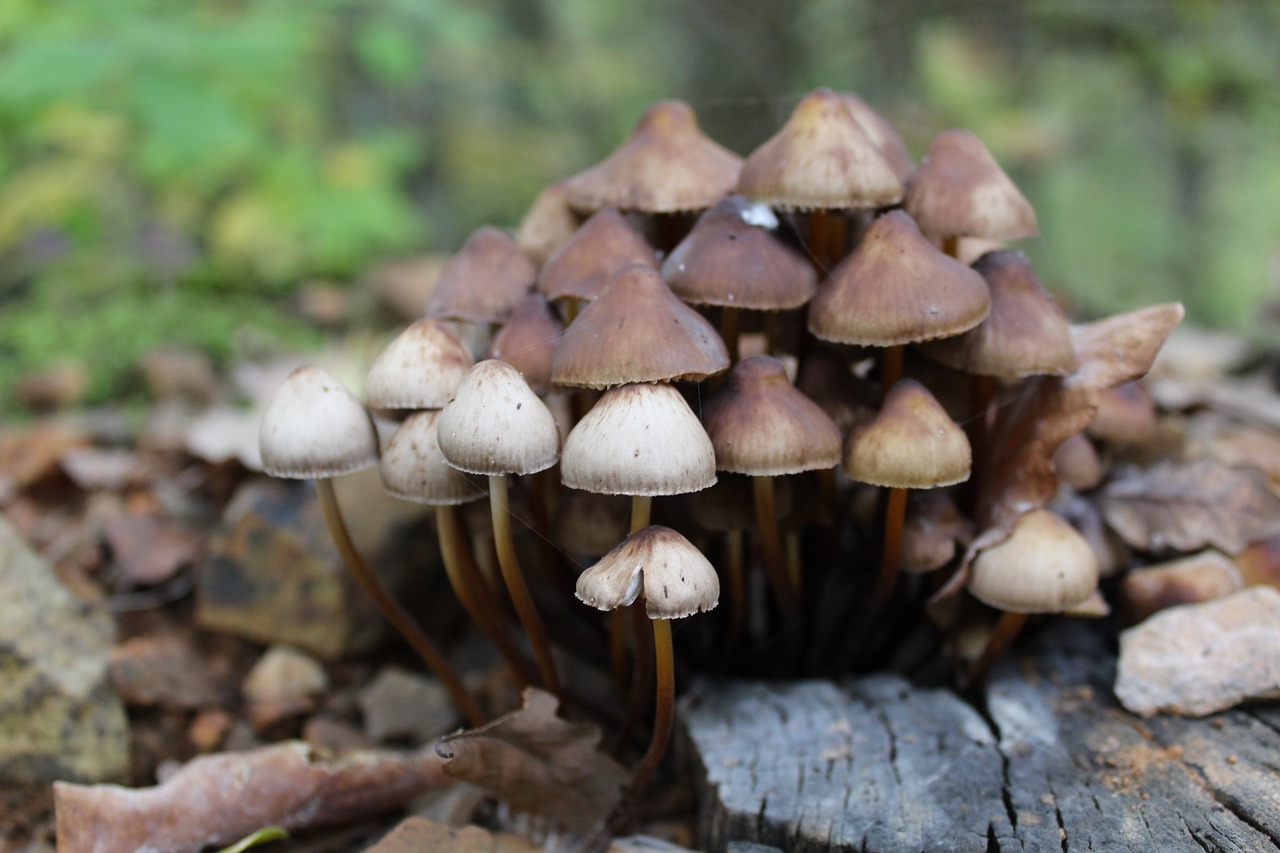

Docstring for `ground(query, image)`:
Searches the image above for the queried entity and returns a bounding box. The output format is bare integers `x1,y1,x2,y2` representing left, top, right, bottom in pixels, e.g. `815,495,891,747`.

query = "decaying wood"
681,621,1280,852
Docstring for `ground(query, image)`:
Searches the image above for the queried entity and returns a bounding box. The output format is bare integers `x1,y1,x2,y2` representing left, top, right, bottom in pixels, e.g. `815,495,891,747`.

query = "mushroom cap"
702,355,842,475
260,365,379,479
562,100,743,214
536,207,658,303
425,226,537,324
836,92,914,180
808,210,991,347
486,293,564,395
551,264,729,389
901,490,971,574
737,88,903,211
364,318,475,411
905,129,1038,241
844,379,971,488
561,383,716,497
379,410,485,505
968,509,1100,613
436,360,560,476
662,196,817,310
575,525,720,619
516,183,582,268
919,250,1075,377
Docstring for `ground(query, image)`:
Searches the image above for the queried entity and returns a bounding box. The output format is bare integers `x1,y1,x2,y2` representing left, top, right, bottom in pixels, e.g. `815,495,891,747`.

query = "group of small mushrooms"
258,88,1181,822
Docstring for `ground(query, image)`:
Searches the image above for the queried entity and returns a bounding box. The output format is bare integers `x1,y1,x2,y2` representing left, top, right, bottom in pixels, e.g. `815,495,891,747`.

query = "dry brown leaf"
1102,459,1280,555
54,741,448,853
437,687,629,835
363,817,542,853
103,513,203,586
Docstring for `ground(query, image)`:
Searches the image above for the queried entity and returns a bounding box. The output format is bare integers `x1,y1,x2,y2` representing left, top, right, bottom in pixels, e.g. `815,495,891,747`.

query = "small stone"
242,645,329,731
0,516,128,785
188,709,233,753
357,666,458,744
108,635,223,709
1115,586,1280,716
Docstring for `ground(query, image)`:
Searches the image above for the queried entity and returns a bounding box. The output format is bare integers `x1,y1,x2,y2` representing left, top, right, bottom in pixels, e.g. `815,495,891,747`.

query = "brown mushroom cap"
968,509,1100,613
919,250,1075,378
436,360,560,476
485,293,564,395
536,207,658,303
379,410,484,505
702,355,842,476
562,100,743,215
662,196,817,310
551,264,729,389
901,490,971,574
425,226,536,324
260,366,379,479
844,379,971,488
561,383,716,497
808,210,991,347
516,183,582,268
837,92,914,181
737,88,903,211
364,318,475,411
905,129,1038,241
575,525,720,619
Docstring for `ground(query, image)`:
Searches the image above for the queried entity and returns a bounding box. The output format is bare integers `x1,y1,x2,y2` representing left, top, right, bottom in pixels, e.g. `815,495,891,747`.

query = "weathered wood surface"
681,622,1280,852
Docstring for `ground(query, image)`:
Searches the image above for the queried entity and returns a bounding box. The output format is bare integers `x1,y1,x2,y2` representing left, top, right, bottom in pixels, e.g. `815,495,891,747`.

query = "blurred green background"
0,0,1277,407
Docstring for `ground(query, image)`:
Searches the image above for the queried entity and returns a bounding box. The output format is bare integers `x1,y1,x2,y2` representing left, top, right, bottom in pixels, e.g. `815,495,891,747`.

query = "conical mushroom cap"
380,410,484,505
905,129,1038,241
702,355,842,475
808,210,991,347
516,183,582,268
837,92,914,180
968,509,1099,613
260,366,378,479
737,88,903,211
919,250,1075,377
536,207,657,303
551,264,729,389
575,525,720,619
845,379,971,488
425,226,536,324
436,360,559,476
486,293,564,395
663,196,817,310
562,100,743,214
561,383,716,497
364,318,475,411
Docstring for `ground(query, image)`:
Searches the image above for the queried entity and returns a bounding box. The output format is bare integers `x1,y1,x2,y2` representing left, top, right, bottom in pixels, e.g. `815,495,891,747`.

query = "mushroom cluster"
258,89,1183,824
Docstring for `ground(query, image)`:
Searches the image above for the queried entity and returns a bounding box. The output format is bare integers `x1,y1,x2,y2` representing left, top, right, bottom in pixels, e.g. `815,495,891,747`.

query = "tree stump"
680,621,1280,852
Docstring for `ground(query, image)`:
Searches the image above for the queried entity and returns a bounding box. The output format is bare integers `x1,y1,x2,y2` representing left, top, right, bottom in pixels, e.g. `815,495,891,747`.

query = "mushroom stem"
966,375,998,502
881,346,904,400
436,504,536,690
754,475,801,621
609,494,655,689
966,610,1028,687
720,306,741,365
609,602,654,757
941,235,960,258
621,617,675,810
808,210,846,272
870,486,909,612
786,527,803,597
630,495,653,534
725,530,747,652
488,474,561,696
317,478,484,727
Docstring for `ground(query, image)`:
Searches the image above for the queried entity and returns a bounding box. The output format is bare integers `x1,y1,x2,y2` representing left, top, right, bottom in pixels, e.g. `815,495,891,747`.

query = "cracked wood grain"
681,621,1280,853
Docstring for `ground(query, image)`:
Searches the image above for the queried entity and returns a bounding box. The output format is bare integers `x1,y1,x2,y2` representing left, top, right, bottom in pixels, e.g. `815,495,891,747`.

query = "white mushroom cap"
575,525,720,619
561,383,716,497
364,318,474,411
259,365,379,479
379,411,485,505
968,509,1100,613
436,360,560,476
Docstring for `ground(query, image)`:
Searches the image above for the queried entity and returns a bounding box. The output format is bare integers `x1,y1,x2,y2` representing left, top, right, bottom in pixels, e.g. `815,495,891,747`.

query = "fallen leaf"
59,448,154,492
1102,459,1280,555
362,817,540,853
54,741,448,853
436,687,629,835
103,513,203,586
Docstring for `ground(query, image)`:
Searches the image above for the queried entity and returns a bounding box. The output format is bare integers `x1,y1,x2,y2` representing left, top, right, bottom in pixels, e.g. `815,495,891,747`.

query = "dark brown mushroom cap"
516,183,583,268
702,355,842,475
424,227,537,324
551,264,729,389
379,410,485,506
662,196,817,310
737,88,903,211
837,92,914,181
364,318,475,411
486,293,564,395
536,207,658,303
904,129,1038,241
562,100,743,215
575,525,720,619
968,509,1099,613
260,366,379,479
808,210,991,347
919,250,1075,377
844,379,971,488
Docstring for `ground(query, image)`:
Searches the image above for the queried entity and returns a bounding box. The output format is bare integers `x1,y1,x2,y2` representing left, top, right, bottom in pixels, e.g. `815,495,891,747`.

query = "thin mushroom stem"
609,616,674,834
609,602,654,757
720,306,741,365
870,486,909,613
317,478,484,727
881,346,904,400
753,475,801,621
966,610,1028,687
724,529,746,652
436,504,536,690
630,495,652,535
488,474,561,697
612,494,656,723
